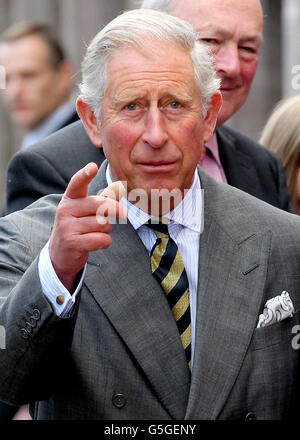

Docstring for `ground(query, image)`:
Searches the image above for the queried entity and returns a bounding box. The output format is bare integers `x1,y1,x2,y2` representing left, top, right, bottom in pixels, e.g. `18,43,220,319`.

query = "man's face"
171,0,263,126
79,41,220,205
0,35,69,130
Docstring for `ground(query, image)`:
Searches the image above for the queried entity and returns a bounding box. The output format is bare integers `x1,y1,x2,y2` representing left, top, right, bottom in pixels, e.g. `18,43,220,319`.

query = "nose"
217,45,241,80
141,107,168,148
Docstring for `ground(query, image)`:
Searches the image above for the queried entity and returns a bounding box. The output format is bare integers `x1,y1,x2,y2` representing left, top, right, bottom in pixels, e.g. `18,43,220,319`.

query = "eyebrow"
163,92,193,103
112,94,140,106
196,25,262,45
113,91,194,106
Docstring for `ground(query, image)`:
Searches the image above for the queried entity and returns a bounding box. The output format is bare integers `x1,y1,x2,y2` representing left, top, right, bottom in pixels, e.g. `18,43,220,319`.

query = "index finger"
65,162,99,199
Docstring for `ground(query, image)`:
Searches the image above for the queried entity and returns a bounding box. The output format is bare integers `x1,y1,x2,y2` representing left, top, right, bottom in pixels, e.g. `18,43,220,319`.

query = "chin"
13,115,33,128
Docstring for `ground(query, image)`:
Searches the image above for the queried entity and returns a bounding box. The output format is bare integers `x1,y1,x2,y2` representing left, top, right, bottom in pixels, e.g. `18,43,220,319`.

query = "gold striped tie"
147,219,191,368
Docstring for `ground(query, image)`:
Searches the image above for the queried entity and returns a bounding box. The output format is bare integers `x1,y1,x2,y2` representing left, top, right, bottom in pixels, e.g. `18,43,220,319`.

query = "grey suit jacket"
0,162,300,420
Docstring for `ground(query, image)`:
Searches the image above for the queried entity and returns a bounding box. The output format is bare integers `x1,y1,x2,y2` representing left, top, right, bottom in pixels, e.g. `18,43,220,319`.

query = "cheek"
35,73,57,96
29,82,48,105
102,121,141,166
178,120,203,145
173,121,203,160
2,89,12,103
241,61,257,92
105,121,139,152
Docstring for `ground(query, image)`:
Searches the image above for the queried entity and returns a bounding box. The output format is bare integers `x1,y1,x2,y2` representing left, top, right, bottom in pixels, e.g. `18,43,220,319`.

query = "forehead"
0,35,52,68
105,43,197,96
171,0,263,40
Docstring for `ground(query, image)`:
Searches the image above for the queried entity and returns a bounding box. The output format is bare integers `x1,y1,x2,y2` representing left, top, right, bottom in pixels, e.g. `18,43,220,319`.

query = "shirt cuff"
38,241,86,317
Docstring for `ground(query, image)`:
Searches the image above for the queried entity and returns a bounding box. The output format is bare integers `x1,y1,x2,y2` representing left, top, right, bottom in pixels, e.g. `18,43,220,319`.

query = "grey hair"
79,9,220,122
140,0,173,12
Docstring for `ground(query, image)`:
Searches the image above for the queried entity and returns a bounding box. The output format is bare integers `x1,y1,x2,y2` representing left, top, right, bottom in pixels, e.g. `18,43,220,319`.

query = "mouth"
13,104,28,112
138,161,177,172
220,87,236,92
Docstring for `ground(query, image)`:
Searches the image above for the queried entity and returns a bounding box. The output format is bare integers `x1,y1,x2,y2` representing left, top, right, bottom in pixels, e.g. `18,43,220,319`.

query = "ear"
76,97,102,148
203,91,222,143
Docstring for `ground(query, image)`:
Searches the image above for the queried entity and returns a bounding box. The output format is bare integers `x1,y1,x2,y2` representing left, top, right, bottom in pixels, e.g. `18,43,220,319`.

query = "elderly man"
0,22,78,150
0,10,300,420
5,0,290,214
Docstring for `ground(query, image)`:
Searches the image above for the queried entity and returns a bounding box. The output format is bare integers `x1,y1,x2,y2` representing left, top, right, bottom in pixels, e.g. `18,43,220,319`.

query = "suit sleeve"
5,150,69,215
0,215,79,406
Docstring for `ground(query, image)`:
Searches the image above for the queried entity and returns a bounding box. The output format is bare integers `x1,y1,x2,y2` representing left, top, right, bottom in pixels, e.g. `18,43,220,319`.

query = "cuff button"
32,309,41,320
28,317,37,328
20,328,29,340
24,322,32,333
56,295,65,305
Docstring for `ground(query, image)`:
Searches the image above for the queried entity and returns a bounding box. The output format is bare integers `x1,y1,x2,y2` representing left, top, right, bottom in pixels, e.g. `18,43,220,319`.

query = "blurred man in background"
0,22,78,149
0,22,78,419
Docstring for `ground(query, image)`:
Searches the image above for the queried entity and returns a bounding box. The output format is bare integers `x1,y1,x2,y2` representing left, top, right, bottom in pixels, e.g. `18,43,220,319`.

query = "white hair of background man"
79,9,220,122
140,0,173,12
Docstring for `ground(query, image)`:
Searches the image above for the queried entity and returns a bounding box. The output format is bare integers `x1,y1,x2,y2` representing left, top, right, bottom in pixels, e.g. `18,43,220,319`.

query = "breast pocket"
250,310,300,351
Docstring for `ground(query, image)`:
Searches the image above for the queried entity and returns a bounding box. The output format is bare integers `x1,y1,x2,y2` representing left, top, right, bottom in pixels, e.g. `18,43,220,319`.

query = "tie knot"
147,217,169,237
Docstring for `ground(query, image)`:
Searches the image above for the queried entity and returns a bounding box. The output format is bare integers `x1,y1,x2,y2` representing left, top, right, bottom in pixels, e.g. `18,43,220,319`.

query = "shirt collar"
106,165,203,234
205,133,221,166
22,101,75,149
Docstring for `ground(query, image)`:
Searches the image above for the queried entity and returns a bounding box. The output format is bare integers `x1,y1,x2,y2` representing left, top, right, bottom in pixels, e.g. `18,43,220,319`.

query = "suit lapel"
185,171,272,419
85,161,190,420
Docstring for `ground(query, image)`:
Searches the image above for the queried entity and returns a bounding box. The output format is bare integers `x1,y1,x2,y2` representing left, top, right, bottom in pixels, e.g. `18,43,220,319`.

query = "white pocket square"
256,291,294,328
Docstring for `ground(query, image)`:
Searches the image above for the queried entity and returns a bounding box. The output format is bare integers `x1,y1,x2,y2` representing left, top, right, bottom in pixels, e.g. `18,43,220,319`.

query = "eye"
199,38,219,45
239,46,258,60
239,46,257,53
125,103,138,111
22,72,38,81
169,101,181,109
